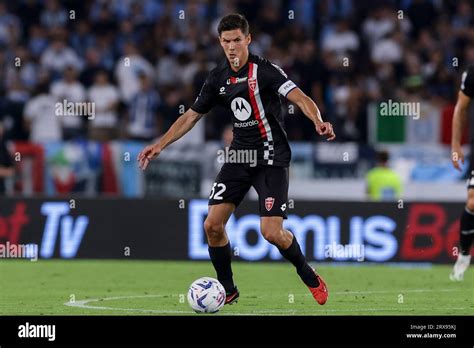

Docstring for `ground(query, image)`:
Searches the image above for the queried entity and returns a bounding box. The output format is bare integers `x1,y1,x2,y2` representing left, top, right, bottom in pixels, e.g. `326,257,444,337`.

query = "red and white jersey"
191,53,297,167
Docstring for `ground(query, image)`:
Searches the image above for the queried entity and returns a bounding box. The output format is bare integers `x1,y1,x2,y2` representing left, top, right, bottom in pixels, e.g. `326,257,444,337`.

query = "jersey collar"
226,53,254,75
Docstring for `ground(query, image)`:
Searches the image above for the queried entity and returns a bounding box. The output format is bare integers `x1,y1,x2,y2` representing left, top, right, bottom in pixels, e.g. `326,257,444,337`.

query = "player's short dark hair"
377,150,389,163
218,13,249,36
34,81,50,96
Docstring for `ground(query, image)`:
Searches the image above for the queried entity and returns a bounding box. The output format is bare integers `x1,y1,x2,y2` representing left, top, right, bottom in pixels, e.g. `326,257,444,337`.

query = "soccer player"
138,14,335,305
451,66,474,281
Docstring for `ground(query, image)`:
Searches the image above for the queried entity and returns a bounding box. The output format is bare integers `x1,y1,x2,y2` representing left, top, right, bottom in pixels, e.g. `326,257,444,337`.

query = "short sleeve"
261,61,297,98
460,67,474,98
50,82,61,97
190,74,218,114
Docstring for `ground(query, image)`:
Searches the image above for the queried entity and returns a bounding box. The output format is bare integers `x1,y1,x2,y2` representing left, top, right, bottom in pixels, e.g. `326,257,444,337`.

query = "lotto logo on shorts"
265,197,275,211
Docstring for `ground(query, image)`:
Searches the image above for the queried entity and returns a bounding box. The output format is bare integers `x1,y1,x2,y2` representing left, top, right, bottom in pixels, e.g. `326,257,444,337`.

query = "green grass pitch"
0,260,472,315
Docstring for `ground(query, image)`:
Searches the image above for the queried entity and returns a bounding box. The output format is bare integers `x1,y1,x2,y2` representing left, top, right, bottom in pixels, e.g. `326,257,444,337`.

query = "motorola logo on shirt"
231,97,252,121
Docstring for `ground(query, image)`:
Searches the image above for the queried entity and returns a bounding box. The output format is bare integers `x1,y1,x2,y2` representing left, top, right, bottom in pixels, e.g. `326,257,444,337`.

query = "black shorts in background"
208,163,289,218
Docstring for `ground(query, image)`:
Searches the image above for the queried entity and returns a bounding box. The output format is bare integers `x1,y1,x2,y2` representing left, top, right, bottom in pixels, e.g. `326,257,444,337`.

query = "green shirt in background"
366,167,402,201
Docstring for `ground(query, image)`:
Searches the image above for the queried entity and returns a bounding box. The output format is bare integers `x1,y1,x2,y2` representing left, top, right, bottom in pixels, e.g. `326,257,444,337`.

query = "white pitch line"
63,289,471,315
332,288,463,295
64,298,282,315
64,297,190,314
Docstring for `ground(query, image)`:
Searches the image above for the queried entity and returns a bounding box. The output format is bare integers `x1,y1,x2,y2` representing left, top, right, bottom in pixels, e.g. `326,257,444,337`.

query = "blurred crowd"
0,0,473,144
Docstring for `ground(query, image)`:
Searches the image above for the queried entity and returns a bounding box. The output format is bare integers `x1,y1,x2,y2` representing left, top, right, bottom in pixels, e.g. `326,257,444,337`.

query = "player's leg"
206,163,252,303
205,202,235,247
205,203,236,296
260,216,315,283
260,216,328,305
450,187,474,281
253,166,328,304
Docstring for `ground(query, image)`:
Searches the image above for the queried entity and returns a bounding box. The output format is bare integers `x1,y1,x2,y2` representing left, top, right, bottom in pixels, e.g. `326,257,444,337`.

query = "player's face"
219,29,251,68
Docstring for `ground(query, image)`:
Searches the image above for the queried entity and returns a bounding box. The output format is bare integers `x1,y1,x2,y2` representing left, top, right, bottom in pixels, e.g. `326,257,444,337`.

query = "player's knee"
261,226,281,245
204,218,225,239
467,198,474,212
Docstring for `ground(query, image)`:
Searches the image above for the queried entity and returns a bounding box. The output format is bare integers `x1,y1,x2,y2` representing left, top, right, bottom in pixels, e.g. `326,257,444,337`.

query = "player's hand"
315,121,336,141
137,144,161,170
451,145,464,171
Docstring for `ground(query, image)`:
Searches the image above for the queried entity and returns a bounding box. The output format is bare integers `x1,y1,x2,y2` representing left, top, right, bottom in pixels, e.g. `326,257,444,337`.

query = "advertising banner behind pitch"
0,198,466,263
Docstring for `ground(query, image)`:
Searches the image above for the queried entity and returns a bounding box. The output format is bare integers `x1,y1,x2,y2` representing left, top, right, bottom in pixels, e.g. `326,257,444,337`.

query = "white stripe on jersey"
251,63,273,143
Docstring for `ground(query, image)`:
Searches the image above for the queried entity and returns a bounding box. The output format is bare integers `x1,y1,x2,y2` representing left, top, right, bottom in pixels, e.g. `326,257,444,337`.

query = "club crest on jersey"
265,197,275,211
248,77,257,91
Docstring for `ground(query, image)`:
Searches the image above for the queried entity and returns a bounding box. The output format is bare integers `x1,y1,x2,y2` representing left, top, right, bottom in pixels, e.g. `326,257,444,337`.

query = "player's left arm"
286,88,336,141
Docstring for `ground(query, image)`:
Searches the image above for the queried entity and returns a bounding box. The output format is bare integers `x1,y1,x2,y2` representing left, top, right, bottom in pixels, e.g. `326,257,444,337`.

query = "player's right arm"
137,108,203,170
452,68,474,171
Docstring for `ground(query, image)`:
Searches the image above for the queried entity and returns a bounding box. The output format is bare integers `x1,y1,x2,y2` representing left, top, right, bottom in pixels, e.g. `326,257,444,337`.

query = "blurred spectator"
80,47,106,88
0,1,21,46
24,81,62,143
115,18,139,55
17,0,42,31
465,44,474,64
329,76,364,141
114,0,163,23
115,41,154,103
155,47,180,88
322,18,359,59
6,76,29,104
126,73,160,141
366,151,402,201
27,25,49,58
70,20,94,55
40,0,68,30
3,76,29,141
287,0,317,32
0,119,14,194
11,45,39,90
326,0,354,19
40,38,83,78
406,0,437,38
90,1,118,36
371,30,404,64
451,0,473,40
88,70,120,142
50,65,86,140
93,34,116,71
288,39,328,140
160,86,185,132
293,40,328,106
362,5,401,48
257,2,280,34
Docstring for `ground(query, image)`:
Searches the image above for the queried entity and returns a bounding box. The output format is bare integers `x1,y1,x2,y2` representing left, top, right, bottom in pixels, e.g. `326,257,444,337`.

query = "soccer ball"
187,277,226,313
